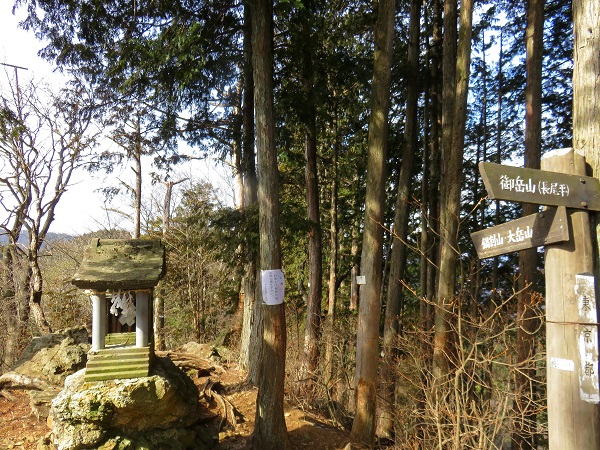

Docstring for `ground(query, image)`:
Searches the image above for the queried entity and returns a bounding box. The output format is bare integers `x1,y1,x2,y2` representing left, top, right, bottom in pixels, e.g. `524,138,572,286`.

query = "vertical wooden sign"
543,149,599,449
575,273,600,404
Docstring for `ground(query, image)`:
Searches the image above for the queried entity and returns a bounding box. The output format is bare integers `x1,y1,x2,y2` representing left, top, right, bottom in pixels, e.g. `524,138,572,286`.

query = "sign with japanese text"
479,162,600,211
575,273,600,404
261,269,285,305
470,206,569,259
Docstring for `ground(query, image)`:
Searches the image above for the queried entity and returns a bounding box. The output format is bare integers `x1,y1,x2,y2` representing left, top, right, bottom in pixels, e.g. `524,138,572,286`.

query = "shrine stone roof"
72,239,166,291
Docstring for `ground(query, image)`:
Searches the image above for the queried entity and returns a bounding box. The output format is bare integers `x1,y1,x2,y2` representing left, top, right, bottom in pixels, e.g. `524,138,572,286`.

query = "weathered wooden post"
542,148,600,449
473,149,600,448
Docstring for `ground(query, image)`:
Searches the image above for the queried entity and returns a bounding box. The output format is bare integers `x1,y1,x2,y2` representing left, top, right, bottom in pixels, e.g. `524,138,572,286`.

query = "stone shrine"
72,238,165,382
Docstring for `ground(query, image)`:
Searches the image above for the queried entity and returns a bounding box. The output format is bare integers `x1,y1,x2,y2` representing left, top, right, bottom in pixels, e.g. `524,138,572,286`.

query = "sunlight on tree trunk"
434,0,473,383
513,0,544,447
351,0,395,445
251,0,288,448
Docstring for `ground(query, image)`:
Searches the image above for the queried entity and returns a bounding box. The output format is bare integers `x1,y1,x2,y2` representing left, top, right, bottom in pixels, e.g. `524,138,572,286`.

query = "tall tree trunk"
351,0,395,445
350,203,361,312
239,0,260,379
417,2,441,434
325,115,339,391
1,245,30,369
513,0,544,447
300,0,323,385
574,0,600,254
28,257,51,334
472,33,489,315
574,0,600,170
233,78,245,210
434,0,473,380
155,181,174,351
433,0,457,381
132,123,142,239
154,178,186,351
28,219,51,334
426,0,443,333
492,32,504,298
379,0,420,438
251,0,288,447
1,183,30,369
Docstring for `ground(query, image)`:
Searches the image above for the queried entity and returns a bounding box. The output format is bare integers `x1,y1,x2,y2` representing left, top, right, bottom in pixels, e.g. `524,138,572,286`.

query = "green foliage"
159,180,241,346
17,0,243,169
40,230,133,331
3,0,581,444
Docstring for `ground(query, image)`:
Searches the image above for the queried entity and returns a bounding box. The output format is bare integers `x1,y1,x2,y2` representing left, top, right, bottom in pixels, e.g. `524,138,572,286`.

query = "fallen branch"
0,389,17,401
156,350,217,375
0,372,53,392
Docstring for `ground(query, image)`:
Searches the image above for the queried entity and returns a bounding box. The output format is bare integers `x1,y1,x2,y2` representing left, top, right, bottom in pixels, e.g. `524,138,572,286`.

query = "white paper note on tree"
261,269,285,305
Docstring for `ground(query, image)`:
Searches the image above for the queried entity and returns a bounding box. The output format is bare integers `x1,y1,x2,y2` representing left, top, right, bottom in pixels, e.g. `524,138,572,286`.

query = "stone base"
49,357,217,450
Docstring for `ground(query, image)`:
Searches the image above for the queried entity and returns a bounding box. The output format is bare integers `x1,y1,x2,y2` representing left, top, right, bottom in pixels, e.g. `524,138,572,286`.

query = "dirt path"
0,365,352,450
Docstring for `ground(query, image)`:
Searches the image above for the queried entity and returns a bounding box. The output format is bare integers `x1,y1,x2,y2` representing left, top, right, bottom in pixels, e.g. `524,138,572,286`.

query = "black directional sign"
470,206,569,259
479,162,600,211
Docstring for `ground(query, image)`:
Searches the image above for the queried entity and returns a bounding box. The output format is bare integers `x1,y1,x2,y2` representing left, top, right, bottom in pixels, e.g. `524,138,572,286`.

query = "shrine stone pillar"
136,291,150,348
91,292,106,351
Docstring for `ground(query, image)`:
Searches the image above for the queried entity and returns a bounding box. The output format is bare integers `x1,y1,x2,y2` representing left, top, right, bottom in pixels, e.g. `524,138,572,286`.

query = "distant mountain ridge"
0,231,74,245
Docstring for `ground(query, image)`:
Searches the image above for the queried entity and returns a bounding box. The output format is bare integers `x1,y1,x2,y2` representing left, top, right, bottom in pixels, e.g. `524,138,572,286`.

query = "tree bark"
543,150,600,449
433,0,457,381
513,0,544,447
379,0,420,438
325,116,339,390
251,0,288,447
573,0,600,176
434,0,473,381
132,118,142,239
574,0,600,176
28,262,51,334
492,32,504,299
425,0,443,333
1,245,30,370
350,200,361,312
351,0,395,445
300,0,323,385
239,0,260,379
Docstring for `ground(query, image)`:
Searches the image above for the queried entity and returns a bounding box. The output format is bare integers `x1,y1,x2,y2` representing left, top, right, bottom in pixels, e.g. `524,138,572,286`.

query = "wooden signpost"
479,161,600,211
470,206,569,259
473,149,600,449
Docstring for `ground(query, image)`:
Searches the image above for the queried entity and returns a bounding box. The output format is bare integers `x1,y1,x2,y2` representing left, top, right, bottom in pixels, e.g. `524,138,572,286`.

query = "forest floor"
0,362,356,450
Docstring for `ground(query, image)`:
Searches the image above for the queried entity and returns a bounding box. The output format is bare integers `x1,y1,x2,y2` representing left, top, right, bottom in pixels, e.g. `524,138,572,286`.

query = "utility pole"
1,62,29,157
1,62,28,112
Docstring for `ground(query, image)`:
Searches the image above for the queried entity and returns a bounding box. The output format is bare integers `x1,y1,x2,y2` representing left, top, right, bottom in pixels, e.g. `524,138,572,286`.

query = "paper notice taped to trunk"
261,269,285,305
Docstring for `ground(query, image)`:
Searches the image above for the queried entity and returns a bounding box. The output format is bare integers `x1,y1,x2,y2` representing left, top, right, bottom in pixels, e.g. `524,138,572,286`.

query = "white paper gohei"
261,269,285,305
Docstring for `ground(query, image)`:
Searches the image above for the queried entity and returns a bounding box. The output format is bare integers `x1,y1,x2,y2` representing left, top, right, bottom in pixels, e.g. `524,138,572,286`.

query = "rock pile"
0,327,90,419
12,326,90,385
48,357,218,450
1,330,221,449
